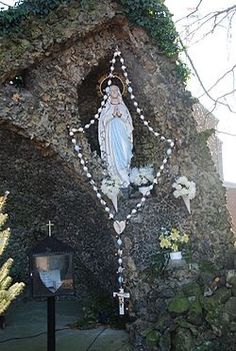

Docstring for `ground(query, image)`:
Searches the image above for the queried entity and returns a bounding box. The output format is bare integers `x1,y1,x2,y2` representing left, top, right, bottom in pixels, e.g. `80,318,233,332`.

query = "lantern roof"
28,236,74,256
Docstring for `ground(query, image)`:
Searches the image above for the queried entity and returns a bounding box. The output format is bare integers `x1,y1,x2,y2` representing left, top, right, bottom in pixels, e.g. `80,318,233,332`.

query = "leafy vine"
0,0,190,82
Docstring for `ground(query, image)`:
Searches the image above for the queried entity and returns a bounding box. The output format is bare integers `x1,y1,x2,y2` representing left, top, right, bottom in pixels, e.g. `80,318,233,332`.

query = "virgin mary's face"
110,85,119,99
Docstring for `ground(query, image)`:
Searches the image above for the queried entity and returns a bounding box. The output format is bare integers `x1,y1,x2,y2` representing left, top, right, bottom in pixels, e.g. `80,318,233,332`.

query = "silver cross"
113,288,130,315
46,220,54,237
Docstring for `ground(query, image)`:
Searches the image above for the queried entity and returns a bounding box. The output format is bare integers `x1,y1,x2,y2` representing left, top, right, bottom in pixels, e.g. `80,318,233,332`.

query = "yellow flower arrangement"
159,227,189,252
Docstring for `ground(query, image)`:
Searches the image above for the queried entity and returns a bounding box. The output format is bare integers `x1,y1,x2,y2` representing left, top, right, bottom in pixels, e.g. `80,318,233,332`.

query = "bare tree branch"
198,64,236,99
176,0,204,24
0,1,12,7
182,5,236,41
179,38,236,114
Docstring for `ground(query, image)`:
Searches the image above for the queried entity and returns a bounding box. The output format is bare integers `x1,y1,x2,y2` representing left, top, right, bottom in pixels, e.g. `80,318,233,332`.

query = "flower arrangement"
159,227,189,252
101,177,120,212
172,176,196,200
101,177,120,198
129,165,154,186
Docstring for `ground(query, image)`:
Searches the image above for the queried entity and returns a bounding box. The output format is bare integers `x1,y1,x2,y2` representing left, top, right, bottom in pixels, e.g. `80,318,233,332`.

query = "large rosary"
68,47,175,315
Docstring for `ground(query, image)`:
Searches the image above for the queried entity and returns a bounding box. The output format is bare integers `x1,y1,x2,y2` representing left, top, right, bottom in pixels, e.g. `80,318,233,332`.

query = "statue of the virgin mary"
98,85,133,188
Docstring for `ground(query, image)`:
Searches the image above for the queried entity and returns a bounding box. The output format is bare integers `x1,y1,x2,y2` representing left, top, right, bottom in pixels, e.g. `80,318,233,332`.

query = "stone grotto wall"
0,1,236,350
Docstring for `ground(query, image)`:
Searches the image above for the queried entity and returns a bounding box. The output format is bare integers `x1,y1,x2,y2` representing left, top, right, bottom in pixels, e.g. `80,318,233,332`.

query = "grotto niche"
0,0,236,350
0,126,117,299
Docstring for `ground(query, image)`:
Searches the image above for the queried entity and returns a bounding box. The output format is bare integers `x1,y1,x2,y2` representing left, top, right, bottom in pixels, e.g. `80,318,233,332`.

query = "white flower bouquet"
172,176,196,213
101,177,120,212
172,176,196,200
129,166,154,186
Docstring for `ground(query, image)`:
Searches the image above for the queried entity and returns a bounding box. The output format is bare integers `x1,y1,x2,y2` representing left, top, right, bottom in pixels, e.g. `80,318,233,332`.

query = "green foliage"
0,0,72,35
120,0,179,57
0,0,190,82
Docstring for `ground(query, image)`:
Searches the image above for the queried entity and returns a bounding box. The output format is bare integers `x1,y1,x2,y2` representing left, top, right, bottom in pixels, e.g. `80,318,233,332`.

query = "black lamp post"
28,221,74,351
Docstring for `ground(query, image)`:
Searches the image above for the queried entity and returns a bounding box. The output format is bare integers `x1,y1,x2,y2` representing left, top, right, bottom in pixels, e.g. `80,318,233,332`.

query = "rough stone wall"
0,1,235,350
0,128,116,298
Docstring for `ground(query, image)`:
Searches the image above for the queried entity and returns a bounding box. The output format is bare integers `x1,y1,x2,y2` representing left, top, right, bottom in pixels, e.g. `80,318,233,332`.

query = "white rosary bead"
85,124,90,129
137,108,141,114
126,214,132,219
160,136,165,141
154,132,159,137
93,186,98,191
90,119,95,124
83,166,88,172
128,87,133,93
153,179,158,184
121,65,126,70
149,184,154,190
108,79,112,86
140,115,145,120
156,172,161,177
101,200,106,206
118,258,122,265
131,209,137,214
133,101,138,107
80,160,85,165
78,153,83,158
74,145,80,152
163,158,168,164
136,203,142,208
120,57,124,64
104,95,108,100
105,207,110,212
98,108,102,113
141,197,146,202
146,191,151,196
111,58,116,64
124,72,128,77
95,114,99,119
69,131,74,136
86,173,92,178
110,66,115,71
78,127,83,132
144,121,149,126
167,139,172,143
109,213,114,219
97,193,102,199
170,141,174,147
71,128,77,133
117,238,122,246
72,138,76,144
148,127,154,132
160,165,164,170
101,101,105,106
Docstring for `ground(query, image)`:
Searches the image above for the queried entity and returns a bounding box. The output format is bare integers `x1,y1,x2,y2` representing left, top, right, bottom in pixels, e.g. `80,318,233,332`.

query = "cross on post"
46,220,54,237
113,288,130,316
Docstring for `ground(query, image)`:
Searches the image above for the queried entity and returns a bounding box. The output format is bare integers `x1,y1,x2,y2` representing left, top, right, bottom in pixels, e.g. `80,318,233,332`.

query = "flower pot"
170,251,182,260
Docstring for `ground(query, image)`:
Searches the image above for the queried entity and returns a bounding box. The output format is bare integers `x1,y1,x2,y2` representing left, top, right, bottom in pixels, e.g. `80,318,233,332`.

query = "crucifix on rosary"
113,288,130,316
46,220,54,237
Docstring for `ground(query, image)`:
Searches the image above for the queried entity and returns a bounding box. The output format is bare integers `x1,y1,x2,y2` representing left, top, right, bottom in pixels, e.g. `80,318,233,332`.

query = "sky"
165,0,236,183
1,0,236,183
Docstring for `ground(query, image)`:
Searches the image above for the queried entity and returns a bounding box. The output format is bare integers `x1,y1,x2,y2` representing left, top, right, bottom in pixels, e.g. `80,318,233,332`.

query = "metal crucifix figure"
113,287,130,316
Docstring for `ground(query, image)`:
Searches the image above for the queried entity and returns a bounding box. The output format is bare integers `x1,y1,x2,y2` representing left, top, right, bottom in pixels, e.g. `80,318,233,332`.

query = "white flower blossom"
101,177,120,198
172,176,196,200
130,166,154,186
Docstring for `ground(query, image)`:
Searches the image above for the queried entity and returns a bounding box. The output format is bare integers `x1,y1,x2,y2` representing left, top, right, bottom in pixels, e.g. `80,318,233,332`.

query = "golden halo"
97,74,127,97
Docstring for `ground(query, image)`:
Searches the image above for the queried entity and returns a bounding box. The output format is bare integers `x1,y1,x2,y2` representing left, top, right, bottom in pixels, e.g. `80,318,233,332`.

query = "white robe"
98,99,133,188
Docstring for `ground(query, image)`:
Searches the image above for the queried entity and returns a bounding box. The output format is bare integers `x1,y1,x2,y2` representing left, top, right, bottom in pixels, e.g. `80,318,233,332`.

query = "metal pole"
47,296,56,351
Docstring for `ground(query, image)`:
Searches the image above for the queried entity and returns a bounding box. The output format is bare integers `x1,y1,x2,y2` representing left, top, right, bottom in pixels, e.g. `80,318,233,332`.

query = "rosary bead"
78,127,83,132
